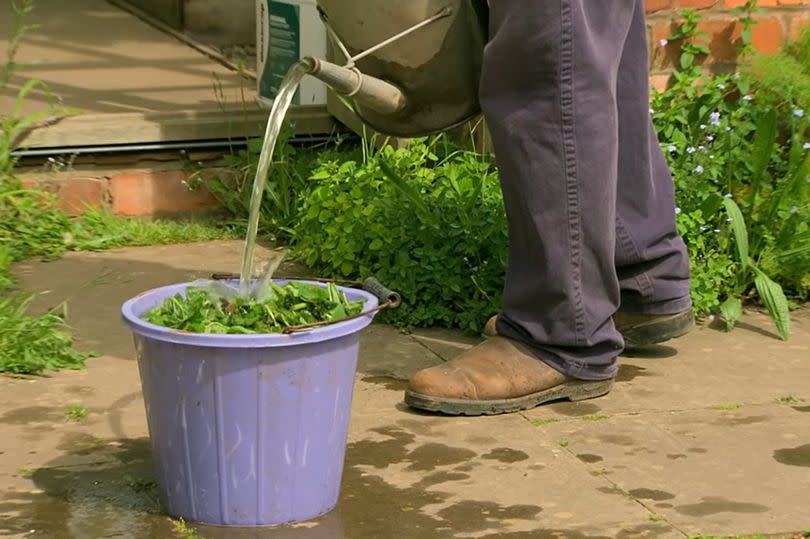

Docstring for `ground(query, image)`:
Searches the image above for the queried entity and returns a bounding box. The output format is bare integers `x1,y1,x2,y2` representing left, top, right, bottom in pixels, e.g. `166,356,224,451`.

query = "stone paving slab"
1,242,809,539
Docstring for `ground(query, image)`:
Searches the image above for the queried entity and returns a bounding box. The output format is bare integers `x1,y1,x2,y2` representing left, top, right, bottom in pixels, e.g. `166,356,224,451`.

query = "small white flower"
659,38,668,47
794,108,805,118
667,145,677,153
687,146,696,154
707,314,716,322
675,207,682,215
709,111,721,126
698,145,706,152
709,155,715,159
803,142,810,150
700,226,709,232
695,165,704,174
700,124,707,130
650,108,655,115
742,95,752,102
733,72,740,79
724,193,732,198
717,83,726,90
707,135,715,141
714,229,721,233
726,218,733,223
725,126,732,132
790,206,798,214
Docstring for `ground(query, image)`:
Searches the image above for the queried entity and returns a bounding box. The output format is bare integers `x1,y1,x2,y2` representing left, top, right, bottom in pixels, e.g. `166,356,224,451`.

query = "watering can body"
314,0,488,137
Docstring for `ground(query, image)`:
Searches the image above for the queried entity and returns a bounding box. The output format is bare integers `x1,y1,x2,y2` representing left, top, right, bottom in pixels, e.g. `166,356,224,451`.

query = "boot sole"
404,379,613,416
622,310,694,349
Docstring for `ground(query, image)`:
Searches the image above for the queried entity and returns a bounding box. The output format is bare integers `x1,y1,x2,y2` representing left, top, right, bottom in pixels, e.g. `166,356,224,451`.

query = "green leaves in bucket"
143,281,364,334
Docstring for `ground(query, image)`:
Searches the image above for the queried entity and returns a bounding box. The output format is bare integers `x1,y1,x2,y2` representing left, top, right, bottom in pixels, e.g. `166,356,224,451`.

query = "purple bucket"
121,280,379,527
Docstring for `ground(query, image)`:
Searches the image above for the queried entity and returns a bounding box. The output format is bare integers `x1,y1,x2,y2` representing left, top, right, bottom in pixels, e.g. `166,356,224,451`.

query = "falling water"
238,61,309,295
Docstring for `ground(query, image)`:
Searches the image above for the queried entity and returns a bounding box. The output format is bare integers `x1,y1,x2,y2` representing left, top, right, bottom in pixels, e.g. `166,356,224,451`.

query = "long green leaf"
722,198,749,268
718,296,743,331
378,160,430,215
749,108,777,204
753,267,791,340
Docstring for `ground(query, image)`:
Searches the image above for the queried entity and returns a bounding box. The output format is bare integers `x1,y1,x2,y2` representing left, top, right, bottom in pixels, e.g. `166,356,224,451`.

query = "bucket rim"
121,279,379,348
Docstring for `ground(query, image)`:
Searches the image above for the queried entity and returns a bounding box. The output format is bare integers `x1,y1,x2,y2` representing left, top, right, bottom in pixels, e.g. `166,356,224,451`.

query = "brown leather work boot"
483,308,693,349
405,337,614,415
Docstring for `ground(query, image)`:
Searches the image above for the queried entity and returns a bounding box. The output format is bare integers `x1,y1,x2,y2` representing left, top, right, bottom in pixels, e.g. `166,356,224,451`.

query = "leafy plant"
294,135,507,332
204,129,356,242
0,292,94,375
652,4,809,338
143,281,363,334
65,404,87,421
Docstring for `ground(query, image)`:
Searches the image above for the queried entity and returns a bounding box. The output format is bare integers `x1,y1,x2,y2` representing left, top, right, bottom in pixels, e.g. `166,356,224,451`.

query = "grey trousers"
479,0,692,381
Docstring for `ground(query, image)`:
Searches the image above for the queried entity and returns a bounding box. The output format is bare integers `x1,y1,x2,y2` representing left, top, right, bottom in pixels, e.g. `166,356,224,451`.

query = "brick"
788,13,810,41
645,0,672,12
650,73,673,92
56,178,106,215
109,169,217,216
725,0,776,8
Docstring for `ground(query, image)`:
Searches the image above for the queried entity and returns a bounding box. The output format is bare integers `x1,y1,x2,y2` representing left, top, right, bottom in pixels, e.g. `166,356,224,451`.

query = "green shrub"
294,137,507,331
652,4,809,338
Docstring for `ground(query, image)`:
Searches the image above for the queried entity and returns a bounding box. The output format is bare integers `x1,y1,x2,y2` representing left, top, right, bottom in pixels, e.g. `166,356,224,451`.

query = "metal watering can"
303,1,488,137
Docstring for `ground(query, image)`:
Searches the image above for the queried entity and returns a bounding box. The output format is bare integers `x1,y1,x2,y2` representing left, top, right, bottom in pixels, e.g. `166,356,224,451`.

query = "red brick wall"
645,0,810,89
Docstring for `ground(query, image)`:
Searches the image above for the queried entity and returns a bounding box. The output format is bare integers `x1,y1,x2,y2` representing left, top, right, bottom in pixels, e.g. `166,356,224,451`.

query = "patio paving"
1,241,808,538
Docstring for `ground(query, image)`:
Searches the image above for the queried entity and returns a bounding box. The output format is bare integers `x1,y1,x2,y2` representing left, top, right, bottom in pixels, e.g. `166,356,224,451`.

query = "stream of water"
238,61,309,295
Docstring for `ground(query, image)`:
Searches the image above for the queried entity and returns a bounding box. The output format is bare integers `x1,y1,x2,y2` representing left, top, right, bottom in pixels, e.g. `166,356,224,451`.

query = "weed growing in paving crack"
16,467,33,477
777,394,804,404
65,404,87,422
529,418,560,427
648,513,665,522
172,518,204,539
558,439,570,448
581,414,609,421
712,403,743,411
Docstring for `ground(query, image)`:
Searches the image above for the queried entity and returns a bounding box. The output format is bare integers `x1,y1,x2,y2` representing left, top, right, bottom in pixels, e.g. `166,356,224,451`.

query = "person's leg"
406,0,638,414
486,0,638,379
481,0,693,348
613,2,693,340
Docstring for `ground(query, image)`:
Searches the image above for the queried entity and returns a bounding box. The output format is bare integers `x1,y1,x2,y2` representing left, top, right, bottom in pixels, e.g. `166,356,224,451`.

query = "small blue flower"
742,95,752,102
709,111,721,126
667,145,677,153
794,108,805,118
695,165,704,174
687,146,696,154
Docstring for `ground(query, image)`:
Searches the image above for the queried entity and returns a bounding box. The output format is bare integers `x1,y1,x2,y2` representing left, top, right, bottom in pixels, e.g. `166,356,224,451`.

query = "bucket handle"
209,273,401,334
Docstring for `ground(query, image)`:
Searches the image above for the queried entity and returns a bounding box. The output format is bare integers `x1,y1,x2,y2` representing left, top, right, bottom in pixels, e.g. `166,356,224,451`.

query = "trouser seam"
559,0,585,346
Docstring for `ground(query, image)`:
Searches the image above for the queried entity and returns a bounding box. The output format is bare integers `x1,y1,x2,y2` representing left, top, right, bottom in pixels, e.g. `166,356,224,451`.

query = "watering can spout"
301,56,407,116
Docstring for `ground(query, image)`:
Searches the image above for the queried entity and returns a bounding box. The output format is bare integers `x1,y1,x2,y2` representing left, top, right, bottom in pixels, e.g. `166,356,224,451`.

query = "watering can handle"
363,277,401,308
